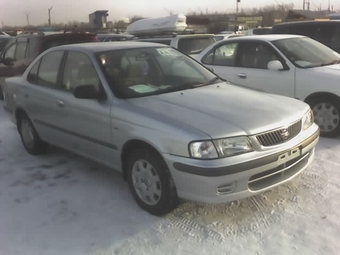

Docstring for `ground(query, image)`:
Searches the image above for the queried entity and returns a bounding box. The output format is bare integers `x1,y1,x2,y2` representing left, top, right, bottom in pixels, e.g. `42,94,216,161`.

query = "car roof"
226,34,304,41
50,41,168,53
16,32,96,40
273,20,340,27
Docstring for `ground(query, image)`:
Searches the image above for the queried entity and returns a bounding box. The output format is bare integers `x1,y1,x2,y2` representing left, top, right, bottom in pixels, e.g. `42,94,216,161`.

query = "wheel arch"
304,92,340,105
121,139,165,181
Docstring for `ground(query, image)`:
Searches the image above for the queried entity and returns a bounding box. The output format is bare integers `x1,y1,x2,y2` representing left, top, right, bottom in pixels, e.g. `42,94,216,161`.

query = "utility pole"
25,13,30,26
236,0,240,15
48,7,53,26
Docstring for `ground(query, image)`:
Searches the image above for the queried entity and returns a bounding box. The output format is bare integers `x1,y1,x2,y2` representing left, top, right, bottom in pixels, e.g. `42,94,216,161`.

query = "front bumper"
163,124,320,204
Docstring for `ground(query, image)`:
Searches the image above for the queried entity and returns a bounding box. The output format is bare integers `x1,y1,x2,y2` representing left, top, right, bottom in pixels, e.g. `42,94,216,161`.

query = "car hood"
312,64,340,75
128,83,309,139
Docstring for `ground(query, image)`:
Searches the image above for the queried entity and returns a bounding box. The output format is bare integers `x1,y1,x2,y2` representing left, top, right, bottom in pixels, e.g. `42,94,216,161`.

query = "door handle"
238,73,247,79
56,100,64,107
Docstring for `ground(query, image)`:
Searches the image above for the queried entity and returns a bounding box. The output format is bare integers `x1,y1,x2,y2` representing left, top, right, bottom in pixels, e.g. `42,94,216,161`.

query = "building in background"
89,10,109,29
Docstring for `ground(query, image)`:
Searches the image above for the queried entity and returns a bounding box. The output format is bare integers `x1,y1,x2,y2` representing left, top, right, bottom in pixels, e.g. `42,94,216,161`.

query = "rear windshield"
42,35,97,51
177,37,215,55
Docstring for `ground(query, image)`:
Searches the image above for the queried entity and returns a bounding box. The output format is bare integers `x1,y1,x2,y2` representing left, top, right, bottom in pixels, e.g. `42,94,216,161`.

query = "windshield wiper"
320,60,340,66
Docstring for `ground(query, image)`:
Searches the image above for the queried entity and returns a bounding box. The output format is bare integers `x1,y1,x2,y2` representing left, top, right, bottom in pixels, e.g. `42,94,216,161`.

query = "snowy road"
0,106,339,255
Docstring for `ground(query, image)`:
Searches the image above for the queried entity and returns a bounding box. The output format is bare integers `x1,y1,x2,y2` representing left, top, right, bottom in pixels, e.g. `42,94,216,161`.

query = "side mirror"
73,85,100,100
268,60,284,71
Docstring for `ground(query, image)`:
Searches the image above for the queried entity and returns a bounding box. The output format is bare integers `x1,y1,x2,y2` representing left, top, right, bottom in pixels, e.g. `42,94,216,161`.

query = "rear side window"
28,51,64,88
178,37,215,55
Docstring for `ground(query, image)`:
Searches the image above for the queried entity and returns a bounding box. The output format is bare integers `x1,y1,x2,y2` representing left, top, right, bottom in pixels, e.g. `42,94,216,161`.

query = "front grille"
256,120,302,147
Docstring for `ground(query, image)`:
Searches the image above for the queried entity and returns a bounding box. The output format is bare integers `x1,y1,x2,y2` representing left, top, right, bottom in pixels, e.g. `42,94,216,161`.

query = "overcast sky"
0,0,338,26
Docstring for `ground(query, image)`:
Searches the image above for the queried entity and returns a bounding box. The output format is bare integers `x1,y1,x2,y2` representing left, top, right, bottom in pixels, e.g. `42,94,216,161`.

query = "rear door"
19,50,67,146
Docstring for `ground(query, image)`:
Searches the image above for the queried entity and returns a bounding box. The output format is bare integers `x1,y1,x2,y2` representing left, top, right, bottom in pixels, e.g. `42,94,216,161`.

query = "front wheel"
310,97,340,138
126,148,179,216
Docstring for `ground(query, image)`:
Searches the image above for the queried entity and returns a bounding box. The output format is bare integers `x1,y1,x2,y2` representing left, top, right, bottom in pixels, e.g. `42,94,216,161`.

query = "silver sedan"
3,42,319,215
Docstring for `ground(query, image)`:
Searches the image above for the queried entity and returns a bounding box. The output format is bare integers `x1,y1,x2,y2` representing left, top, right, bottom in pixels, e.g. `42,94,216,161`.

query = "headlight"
303,109,314,130
189,136,253,159
214,136,253,157
189,141,218,159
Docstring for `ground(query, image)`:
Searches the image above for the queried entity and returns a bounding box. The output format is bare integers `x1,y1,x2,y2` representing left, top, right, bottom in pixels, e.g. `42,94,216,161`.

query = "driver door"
234,41,295,97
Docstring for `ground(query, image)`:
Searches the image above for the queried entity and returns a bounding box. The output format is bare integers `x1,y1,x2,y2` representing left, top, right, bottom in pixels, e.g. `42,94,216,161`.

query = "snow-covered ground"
0,106,339,255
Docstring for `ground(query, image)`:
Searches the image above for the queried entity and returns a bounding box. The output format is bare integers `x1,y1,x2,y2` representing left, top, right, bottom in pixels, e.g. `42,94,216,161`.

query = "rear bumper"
164,125,319,204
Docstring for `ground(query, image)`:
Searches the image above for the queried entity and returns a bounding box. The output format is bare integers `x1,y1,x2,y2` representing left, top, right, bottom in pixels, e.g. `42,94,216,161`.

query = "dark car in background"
96,33,135,42
271,20,340,53
0,31,98,99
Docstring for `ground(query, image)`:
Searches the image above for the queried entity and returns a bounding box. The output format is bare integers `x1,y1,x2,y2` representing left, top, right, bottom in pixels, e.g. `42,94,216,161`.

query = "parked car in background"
134,34,216,56
193,34,340,137
245,27,272,36
0,31,98,99
214,34,244,41
3,41,319,216
96,33,135,42
0,35,12,53
271,20,340,53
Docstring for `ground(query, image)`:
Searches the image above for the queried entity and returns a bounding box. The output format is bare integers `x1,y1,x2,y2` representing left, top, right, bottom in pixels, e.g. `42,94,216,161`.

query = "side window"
15,41,28,61
3,43,16,60
202,42,239,66
27,60,41,84
238,42,280,69
62,51,100,92
36,51,64,88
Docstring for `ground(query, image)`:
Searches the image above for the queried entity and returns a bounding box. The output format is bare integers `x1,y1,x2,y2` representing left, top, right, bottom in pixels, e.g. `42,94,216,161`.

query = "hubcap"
131,159,162,205
313,103,339,133
21,119,34,149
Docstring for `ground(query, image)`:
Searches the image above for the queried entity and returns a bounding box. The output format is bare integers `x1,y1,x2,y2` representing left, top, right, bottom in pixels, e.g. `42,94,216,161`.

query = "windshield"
272,37,340,68
177,37,216,55
96,47,220,99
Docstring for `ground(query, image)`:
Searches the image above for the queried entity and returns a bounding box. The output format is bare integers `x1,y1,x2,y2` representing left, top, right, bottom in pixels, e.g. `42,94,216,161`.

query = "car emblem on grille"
280,128,289,140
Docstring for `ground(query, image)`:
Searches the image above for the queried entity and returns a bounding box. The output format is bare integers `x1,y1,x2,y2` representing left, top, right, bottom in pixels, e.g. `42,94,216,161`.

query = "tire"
126,148,179,216
309,96,340,138
18,113,49,155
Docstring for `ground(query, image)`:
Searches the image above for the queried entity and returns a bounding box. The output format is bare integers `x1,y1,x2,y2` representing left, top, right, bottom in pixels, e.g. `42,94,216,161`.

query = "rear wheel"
126,148,179,216
309,96,340,138
18,114,48,155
